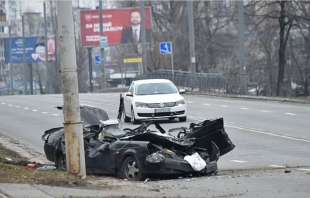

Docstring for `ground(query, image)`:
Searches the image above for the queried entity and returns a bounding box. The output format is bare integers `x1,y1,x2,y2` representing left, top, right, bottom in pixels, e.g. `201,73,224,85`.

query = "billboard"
80,7,152,47
4,37,55,64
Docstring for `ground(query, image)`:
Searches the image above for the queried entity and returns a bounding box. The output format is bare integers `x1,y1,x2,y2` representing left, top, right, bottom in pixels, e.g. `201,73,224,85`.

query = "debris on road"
143,178,150,184
37,165,57,171
5,157,12,161
284,169,292,174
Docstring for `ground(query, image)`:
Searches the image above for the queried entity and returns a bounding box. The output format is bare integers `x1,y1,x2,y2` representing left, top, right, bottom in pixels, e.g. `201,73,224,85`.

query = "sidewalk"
0,183,149,198
1,168,310,198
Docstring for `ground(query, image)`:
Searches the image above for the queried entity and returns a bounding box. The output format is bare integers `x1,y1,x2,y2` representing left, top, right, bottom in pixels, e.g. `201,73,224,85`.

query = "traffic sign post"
100,36,108,48
159,42,174,81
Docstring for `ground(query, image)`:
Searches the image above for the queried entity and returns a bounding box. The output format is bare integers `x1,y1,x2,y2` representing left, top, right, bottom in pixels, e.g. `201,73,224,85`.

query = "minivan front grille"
138,111,185,117
147,102,176,108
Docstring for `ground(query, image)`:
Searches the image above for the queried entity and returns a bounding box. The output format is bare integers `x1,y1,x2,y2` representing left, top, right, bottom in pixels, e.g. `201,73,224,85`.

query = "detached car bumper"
143,158,217,176
134,105,186,119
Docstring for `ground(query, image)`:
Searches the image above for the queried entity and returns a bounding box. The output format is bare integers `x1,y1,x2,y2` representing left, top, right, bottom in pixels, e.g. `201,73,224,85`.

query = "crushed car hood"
122,118,235,156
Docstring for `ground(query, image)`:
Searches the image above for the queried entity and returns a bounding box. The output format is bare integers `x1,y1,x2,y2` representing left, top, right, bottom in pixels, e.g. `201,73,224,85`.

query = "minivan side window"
128,83,134,93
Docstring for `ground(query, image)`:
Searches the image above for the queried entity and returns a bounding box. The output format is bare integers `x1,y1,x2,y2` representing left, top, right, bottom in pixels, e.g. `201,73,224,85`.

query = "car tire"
120,155,144,181
55,153,66,171
123,108,131,123
179,116,187,122
131,107,139,124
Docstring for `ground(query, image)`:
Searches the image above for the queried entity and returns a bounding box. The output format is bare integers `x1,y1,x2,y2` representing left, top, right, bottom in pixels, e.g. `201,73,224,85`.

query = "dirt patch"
0,143,85,186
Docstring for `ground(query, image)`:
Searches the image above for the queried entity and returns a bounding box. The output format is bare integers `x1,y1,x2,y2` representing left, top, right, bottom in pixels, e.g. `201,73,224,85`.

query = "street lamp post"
187,1,196,90
99,0,105,89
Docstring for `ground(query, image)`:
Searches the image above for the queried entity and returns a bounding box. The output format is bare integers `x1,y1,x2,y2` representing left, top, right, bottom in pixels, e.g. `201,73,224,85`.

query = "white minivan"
122,79,187,123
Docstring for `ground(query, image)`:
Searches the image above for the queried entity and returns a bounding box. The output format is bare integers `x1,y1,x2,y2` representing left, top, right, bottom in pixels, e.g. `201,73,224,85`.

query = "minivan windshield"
135,82,178,95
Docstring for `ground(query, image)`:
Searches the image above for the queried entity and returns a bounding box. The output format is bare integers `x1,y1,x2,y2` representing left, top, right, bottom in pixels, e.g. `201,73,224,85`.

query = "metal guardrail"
142,70,226,94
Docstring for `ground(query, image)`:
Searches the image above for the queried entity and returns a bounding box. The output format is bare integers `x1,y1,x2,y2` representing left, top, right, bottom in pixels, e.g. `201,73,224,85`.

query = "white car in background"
122,79,187,123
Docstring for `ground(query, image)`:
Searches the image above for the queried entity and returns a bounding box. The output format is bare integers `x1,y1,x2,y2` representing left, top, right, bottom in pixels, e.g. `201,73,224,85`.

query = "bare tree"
245,1,296,96
290,1,310,96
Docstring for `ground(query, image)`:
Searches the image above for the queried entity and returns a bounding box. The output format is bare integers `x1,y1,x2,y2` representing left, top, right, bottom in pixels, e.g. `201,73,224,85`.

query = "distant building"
5,0,22,36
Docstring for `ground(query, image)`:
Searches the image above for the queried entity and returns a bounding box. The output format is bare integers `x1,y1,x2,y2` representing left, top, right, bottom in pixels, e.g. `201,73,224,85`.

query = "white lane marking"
226,124,310,143
297,168,310,172
8,104,13,107
269,164,285,168
203,103,211,106
260,110,271,113
14,105,20,108
240,107,248,110
51,113,59,117
220,105,228,108
225,121,235,125
80,103,96,107
41,112,48,114
187,101,193,104
32,109,38,112
285,112,296,116
24,107,29,110
1,102,5,105
231,160,248,163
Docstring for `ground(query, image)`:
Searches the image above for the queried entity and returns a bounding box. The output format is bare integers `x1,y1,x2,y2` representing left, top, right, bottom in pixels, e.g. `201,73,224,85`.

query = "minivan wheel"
131,108,139,124
123,108,131,122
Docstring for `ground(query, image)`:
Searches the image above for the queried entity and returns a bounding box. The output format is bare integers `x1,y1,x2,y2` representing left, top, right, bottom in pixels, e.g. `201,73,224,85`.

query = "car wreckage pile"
42,105,235,181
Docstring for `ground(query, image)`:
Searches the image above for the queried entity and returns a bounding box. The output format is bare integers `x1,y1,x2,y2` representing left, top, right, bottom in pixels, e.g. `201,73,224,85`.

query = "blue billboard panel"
4,37,46,64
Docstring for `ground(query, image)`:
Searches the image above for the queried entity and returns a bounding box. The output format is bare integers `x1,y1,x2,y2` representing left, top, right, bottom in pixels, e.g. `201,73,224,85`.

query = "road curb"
0,192,9,198
0,132,48,164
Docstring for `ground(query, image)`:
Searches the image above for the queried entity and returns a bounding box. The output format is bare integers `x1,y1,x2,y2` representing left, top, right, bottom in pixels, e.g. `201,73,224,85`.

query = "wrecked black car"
42,106,235,180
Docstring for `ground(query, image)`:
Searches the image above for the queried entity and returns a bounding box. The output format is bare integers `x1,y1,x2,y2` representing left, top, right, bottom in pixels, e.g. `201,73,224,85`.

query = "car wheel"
123,108,131,123
179,116,187,122
120,156,144,181
55,153,66,171
131,107,139,124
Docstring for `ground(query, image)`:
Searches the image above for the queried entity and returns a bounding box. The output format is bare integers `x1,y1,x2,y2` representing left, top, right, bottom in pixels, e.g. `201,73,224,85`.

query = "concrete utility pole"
8,25,13,94
88,47,93,92
43,2,50,93
50,0,60,93
56,0,86,178
22,14,27,94
187,1,196,88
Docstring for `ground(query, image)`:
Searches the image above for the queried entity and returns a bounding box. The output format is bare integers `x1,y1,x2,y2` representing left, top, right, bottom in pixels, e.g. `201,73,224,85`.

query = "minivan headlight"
176,99,185,105
135,102,148,108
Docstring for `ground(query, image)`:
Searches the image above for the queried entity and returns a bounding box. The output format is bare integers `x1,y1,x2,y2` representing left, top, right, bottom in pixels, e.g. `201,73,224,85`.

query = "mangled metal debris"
42,105,235,180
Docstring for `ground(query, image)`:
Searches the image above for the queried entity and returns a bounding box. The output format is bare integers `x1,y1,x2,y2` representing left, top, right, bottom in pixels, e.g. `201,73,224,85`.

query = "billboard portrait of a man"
121,10,151,44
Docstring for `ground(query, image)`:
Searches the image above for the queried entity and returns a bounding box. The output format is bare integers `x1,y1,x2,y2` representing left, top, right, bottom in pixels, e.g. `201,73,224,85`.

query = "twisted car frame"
42,106,235,180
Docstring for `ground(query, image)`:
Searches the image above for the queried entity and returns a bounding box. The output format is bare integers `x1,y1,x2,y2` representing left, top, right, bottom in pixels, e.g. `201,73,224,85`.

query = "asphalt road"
0,93,310,172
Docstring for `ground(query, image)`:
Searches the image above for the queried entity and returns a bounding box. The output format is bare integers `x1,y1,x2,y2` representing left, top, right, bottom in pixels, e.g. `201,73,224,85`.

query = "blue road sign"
160,42,172,55
95,55,101,65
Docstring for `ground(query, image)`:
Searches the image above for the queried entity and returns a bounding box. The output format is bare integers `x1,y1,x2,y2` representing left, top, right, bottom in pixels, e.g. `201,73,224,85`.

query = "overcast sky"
22,0,97,14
